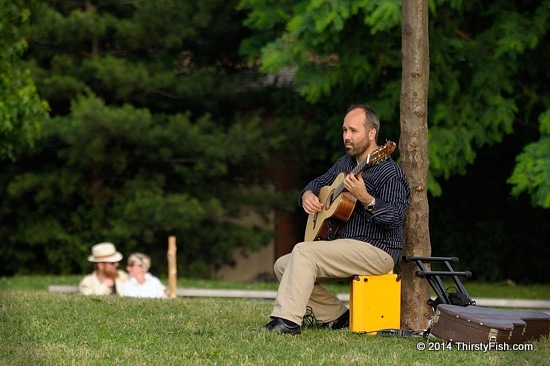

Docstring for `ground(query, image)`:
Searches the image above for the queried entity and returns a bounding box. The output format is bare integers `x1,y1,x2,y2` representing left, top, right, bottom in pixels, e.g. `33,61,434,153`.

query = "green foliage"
236,0,550,283
0,0,49,161
0,0,290,276
0,92,279,275
3,0,550,283
239,0,550,201
508,112,550,208
429,133,550,283
24,0,250,117
241,0,402,105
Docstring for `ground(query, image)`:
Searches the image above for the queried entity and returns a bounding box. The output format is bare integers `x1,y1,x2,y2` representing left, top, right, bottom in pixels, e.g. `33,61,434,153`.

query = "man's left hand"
343,173,372,205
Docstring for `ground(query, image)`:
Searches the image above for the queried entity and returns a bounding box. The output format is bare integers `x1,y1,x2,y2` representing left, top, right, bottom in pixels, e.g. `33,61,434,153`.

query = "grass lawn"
0,276,549,365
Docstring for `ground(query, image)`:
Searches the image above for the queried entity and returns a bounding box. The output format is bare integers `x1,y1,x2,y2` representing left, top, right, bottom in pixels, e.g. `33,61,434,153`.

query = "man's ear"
369,128,377,141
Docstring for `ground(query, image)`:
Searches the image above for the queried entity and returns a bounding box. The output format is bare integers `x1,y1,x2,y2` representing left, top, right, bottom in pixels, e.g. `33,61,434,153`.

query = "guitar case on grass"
403,256,550,345
431,304,550,345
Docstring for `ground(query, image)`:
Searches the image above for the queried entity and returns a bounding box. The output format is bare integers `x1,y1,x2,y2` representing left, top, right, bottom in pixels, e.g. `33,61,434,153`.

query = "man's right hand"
301,190,323,214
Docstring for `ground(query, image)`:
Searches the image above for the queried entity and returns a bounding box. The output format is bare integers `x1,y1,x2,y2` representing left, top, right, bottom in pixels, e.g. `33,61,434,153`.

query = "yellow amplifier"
349,274,401,334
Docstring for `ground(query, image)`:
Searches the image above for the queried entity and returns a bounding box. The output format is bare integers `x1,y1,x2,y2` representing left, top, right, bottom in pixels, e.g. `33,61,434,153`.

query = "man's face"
342,108,373,159
98,262,119,279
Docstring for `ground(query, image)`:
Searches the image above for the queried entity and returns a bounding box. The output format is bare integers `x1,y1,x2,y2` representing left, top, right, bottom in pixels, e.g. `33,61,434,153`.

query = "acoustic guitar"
304,141,396,241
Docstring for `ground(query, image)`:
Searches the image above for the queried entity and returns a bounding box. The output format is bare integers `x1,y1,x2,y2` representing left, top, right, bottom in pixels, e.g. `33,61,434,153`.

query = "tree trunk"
399,0,432,330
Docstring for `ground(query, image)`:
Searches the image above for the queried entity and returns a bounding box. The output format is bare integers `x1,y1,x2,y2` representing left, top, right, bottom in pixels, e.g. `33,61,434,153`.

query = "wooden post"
167,236,177,298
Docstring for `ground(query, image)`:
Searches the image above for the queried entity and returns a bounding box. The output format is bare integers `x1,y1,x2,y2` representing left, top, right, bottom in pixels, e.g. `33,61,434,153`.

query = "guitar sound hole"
326,191,335,209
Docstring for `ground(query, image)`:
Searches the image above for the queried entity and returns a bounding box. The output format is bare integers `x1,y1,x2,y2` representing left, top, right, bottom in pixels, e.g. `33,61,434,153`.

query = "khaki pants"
270,239,394,325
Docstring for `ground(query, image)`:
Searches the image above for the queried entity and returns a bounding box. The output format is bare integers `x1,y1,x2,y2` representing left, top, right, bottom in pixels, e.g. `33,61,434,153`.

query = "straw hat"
87,242,123,262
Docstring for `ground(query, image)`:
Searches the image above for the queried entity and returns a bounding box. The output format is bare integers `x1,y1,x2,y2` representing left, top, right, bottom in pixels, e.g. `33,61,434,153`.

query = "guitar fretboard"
329,142,395,205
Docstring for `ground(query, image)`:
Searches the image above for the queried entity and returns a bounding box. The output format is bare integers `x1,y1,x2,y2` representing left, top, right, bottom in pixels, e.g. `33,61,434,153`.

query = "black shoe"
265,317,301,335
320,309,349,330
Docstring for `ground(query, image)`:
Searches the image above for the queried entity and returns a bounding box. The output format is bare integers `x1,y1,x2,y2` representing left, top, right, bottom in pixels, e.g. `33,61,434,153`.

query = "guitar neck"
332,154,374,200
351,155,371,176
331,142,395,201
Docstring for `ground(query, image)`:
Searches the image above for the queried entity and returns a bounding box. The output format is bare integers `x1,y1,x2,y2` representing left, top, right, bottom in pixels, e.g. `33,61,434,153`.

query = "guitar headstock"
368,140,396,164
352,140,397,175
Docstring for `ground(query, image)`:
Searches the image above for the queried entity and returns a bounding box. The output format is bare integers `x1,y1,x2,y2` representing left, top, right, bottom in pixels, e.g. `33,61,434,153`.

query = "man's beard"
345,140,370,159
103,267,119,280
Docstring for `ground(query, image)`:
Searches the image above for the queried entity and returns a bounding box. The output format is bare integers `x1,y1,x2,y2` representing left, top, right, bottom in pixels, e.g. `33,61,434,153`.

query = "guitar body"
302,141,396,242
304,172,357,241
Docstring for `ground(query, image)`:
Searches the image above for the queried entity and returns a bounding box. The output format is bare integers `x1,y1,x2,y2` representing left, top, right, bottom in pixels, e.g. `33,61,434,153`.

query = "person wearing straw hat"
79,242,129,295
121,252,167,299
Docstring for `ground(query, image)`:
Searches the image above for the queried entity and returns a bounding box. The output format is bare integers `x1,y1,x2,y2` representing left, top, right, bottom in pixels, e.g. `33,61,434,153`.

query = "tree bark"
399,0,432,330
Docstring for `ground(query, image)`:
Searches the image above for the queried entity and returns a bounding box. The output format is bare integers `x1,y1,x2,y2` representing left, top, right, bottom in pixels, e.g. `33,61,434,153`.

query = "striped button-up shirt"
300,155,410,263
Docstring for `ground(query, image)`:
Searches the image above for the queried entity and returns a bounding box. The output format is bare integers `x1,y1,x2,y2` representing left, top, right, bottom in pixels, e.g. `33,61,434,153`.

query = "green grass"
1,276,549,365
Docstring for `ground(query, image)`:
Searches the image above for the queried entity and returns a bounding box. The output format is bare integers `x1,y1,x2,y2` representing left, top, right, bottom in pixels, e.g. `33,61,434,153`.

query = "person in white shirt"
121,252,167,299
